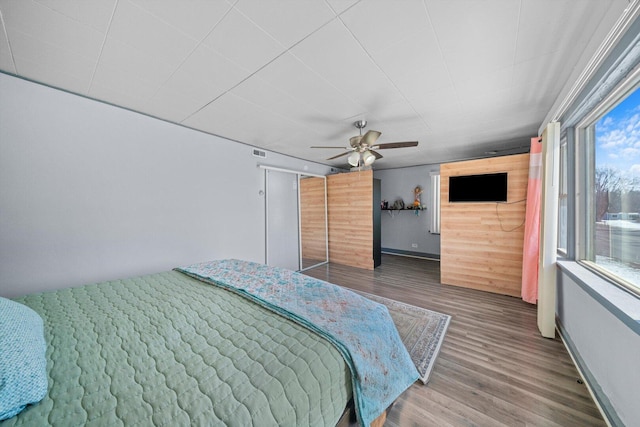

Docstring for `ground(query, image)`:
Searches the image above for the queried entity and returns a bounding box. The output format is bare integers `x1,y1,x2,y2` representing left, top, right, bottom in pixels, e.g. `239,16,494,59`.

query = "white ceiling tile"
0,18,16,73
230,75,290,109
2,0,105,62
456,88,517,121
34,0,116,33
90,55,161,103
459,92,552,130
518,0,580,33
239,113,304,145
511,51,562,95
108,0,198,65
276,132,331,159
482,113,546,142
142,99,192,124
255,52,365,122
149,82,221,124
184,91,309,147
370,28,443,82
12,56,90,95
269,97,336,132
89,38,173,105
202,8,284,73
96,37,175,88
130,0,233,41
88,74,152,114
514,21,568,64
306,126,354,146
291,19,404,109
366,101,424,130
425,0,519,55
340,0,429,54
388,57,451,105
231,76,330,127
408,85,461,121
443,40,515,84
515,0,614,64
417,114,464,135
233,0,335,48
380,30,452,103
173,44,252,92
454,66,514,105
154,73,223,112
182,92,252,134
9,30,95,92
325,0,360,15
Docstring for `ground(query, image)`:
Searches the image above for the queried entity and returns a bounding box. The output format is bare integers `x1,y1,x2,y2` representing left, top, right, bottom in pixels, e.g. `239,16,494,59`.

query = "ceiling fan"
311,120,418,167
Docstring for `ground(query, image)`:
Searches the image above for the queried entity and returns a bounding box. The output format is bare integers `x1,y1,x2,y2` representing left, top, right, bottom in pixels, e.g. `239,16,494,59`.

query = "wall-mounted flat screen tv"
449,172,508,202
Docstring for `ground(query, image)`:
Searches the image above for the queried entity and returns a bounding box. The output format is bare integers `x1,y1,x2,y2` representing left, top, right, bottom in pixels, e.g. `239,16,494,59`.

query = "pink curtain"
521,137,542,304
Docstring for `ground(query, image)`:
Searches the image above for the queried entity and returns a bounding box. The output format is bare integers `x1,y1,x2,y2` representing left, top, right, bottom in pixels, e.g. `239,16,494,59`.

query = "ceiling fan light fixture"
312,120,418,164
361,150,376,166
348,151,361,167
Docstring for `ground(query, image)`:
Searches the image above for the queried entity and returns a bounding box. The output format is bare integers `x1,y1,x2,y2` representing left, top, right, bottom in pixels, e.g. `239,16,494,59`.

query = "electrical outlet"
411,243,418,248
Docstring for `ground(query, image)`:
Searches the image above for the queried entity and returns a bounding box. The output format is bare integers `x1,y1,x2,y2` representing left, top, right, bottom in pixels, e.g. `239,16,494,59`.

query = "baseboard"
556,319,622,427
381,248,440,261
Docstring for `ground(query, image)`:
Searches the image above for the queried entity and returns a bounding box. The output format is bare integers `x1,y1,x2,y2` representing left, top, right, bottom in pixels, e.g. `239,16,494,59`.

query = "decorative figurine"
413,186,422,208
413,186,423,215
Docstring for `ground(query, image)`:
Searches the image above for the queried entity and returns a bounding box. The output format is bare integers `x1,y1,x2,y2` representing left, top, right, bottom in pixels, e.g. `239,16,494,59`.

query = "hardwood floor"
304,254,605,427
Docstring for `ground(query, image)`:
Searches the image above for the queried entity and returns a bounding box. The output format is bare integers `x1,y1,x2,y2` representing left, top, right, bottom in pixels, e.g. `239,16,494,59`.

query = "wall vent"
252,148,266,158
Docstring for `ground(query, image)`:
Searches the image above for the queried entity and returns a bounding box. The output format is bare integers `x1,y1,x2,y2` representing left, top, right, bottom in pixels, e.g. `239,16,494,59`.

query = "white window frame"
558,136,568,256
429,172,440,234
575,72,640,297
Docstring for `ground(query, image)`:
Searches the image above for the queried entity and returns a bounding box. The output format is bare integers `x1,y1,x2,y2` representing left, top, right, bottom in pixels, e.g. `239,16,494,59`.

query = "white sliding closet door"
265,170,300,271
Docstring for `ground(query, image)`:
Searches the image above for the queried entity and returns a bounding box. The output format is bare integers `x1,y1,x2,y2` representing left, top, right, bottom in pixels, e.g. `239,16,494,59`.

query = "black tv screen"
449,172,508,202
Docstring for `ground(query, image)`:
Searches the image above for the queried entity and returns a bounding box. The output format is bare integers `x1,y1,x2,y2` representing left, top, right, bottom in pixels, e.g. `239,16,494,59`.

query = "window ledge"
557,260,640,336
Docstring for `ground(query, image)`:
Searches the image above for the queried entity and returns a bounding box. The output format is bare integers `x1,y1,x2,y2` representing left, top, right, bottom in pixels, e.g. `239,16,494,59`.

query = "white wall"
0,74,332,298
374,165,440,257
557,266,640,426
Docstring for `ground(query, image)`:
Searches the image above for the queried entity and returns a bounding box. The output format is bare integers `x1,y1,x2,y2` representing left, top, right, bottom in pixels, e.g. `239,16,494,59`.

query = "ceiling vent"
252,148,266,158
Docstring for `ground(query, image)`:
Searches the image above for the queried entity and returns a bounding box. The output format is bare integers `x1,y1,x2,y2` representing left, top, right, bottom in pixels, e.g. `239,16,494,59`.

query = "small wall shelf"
381,207,426,217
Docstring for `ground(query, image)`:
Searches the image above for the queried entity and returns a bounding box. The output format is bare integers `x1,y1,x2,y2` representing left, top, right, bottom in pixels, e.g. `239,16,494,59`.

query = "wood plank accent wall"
327,170,374,270
299,176,327,262
440,154,529,297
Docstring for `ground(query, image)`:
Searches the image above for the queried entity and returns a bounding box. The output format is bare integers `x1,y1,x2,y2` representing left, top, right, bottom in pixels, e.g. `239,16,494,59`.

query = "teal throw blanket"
176,259,418,427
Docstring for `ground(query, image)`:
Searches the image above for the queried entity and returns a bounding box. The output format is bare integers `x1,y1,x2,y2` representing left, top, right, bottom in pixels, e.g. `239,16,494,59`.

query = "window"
582,84,640,294
558,137,568,255
429,172,440,234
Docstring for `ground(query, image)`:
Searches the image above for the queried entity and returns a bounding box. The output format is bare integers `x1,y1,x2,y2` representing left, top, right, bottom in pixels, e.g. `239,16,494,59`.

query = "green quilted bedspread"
7,271,351,426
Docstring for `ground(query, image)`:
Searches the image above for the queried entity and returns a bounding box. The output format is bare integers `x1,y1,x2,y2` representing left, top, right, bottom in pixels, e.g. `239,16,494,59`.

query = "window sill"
557,260,640,336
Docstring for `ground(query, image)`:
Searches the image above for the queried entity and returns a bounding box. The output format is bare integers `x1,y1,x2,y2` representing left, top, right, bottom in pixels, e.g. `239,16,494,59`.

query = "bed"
1,259,418,426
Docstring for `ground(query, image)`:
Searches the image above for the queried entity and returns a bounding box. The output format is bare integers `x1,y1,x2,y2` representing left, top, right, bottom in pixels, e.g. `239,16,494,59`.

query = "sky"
595,86,640,179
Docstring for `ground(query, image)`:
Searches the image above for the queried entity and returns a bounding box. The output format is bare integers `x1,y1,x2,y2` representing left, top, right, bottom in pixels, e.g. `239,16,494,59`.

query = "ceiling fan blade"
374,141,418,149
311,146,349,149
360,130,381,147
369,149,383,159
349,135,362,148
326,151,351,160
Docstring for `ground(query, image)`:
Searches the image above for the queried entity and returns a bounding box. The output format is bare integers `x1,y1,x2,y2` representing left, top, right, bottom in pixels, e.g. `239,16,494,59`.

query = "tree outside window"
592,86,640,290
